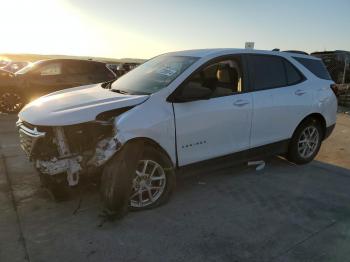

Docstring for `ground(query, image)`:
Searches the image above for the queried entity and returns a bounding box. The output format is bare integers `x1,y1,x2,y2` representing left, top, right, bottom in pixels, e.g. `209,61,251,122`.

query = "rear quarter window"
293,57,331,80
284,60,304,85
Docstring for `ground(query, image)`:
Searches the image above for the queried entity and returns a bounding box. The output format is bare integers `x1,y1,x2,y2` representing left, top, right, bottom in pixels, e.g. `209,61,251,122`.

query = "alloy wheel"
0,92,23,113
130,159,166,208
297,126,319,159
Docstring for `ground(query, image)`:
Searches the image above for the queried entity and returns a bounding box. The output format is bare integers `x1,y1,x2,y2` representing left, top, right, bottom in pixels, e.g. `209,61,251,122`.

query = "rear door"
66,61,115,86
173,55,253,166
247,54,312,148
64,61,92,87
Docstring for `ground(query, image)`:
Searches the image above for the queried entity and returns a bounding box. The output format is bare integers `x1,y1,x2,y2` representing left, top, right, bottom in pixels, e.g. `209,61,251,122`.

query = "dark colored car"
311,50,350,84
115,62,140,76
0,60,10,68
0,59,116,113
1,61,30,73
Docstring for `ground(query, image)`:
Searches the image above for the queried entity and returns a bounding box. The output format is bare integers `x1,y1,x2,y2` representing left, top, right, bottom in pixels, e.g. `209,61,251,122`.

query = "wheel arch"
122,137,175,167
293,113,327,140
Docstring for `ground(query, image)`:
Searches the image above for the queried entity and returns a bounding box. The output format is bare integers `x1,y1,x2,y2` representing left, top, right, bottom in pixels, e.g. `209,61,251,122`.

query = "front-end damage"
17,116,125,186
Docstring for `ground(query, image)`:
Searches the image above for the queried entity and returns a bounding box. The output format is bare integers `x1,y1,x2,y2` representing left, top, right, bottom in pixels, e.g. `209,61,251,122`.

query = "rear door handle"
233,99,249,107
295,89,306,96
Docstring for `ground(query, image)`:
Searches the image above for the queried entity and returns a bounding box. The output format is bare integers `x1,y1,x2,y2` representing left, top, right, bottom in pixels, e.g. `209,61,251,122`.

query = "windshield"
111,55,199,95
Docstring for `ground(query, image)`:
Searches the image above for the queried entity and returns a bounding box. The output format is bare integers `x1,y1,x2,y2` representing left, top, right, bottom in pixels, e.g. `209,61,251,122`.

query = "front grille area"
17,120,113,160
64,122,113,154
17,120,46,158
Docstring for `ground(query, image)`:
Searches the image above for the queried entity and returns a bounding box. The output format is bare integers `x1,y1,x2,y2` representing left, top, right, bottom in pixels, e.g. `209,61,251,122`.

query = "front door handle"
233,99,249,107
295,89,306,96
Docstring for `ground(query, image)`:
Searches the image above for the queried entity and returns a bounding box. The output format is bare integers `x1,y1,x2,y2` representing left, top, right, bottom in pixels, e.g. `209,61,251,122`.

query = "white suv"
17,49,337,214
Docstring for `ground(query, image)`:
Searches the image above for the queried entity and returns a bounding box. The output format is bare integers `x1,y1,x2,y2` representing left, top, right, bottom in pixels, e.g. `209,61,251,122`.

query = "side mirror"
169,82,212,103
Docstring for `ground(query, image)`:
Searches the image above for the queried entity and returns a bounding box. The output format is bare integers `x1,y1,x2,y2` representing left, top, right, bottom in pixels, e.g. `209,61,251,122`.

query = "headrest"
217,65,232,83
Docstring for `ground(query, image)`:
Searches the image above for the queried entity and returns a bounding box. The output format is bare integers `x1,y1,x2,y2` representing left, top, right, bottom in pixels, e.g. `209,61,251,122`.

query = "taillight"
330,84,338,96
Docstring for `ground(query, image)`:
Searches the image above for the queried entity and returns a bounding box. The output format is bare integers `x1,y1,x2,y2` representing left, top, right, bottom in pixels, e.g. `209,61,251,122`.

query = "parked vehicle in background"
0,60,10,68
106,63,120,74
312,50,350,84
1,61,30,73
0,59,116,113
312,51,350,106
17,49,337,215
115,62,140,76
106,62,140,77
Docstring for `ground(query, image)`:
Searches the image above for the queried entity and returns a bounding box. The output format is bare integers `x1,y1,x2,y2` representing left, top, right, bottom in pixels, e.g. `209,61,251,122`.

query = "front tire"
287,118,323,164
100,142,175,215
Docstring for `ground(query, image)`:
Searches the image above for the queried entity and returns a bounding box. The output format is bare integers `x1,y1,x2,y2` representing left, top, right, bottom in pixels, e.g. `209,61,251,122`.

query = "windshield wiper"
101,80,116,89
102,80,130,95
110,89,130,95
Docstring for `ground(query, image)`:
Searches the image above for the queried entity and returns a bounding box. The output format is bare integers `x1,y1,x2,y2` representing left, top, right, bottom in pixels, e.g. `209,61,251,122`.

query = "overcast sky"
1,0,349,59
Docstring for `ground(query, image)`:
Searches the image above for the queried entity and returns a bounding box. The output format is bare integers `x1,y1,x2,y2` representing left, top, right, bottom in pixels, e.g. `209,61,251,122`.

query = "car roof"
166,48,319,61
35,58,106,65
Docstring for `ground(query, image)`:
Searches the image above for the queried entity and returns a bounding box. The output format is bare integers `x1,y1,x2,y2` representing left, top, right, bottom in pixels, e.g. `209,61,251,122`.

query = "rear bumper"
324,124,335,140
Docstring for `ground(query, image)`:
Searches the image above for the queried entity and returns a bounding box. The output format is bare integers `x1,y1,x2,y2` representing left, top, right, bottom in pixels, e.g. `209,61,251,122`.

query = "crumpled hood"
19,84,149,126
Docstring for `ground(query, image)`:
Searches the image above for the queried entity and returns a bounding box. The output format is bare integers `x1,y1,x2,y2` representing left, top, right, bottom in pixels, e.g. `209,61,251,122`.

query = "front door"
172,56,253,166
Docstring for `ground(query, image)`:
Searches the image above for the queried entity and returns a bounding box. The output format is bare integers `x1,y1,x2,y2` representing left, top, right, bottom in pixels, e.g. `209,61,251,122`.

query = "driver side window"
184,56,244,99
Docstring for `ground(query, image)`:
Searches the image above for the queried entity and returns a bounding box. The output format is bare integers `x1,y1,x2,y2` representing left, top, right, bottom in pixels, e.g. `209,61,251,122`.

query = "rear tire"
100,142,175,215
287,118,323,164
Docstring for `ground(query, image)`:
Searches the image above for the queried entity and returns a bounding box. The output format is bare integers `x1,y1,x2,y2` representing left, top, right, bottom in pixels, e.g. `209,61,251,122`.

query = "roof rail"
283,50,309,55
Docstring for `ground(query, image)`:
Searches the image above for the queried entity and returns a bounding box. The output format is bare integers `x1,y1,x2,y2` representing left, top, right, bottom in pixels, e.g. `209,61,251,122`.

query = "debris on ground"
248,160,266,171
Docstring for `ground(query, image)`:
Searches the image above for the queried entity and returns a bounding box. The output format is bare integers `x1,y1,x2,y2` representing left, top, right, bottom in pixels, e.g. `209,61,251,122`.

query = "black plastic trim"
177,139,290,173
171,103,179,168
95,106,134,121
324,124,335,140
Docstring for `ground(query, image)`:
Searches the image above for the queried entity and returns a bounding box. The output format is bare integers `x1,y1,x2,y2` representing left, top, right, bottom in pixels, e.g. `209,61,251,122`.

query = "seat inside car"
212,64,239,97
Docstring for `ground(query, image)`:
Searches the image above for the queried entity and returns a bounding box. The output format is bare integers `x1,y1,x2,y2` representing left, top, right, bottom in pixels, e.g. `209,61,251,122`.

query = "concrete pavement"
1,113,350,262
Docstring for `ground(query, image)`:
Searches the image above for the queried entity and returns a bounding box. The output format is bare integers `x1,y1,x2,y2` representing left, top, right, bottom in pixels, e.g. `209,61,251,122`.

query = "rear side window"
284,60,304,85
249,55,286,90
294,57,331,80
39,63,62,76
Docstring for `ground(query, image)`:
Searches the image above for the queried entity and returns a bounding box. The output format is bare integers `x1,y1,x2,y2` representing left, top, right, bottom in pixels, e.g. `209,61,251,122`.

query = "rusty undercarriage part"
17,119,123,186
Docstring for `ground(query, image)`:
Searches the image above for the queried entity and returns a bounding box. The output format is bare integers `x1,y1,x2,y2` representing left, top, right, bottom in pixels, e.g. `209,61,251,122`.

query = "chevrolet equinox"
17,49,337,213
